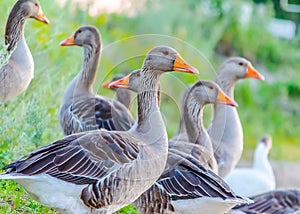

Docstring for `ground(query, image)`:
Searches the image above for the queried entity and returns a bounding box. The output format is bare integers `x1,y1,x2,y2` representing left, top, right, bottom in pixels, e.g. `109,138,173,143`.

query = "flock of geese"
0,0,299,214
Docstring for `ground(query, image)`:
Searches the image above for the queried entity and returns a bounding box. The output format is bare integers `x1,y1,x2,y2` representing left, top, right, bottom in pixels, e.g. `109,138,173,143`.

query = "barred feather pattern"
169,142,216,174
5,0,28,51
134,148,240,213
60,96,134,135
137,65,160,127
3,131,139,184
2,130,145,210
233,190,300,214
133,183,175,214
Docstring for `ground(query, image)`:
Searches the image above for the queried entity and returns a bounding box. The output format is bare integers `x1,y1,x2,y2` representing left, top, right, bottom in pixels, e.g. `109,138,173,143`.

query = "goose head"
190,80,238,107
143,46,199,75
18,0,49,24
109,46,198,89
59,26,101,48
103,74,127,89
109,69,141,91
259,134,272,153
218,57,264,82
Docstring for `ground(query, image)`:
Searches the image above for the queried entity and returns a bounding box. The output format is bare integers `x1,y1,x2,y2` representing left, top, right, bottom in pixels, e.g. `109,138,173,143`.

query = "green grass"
0,0,300,213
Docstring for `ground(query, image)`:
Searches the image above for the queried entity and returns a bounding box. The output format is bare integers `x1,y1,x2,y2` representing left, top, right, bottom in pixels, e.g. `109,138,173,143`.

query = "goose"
110,70,236,173
224,135,275,197
207,57,265,177
110,77,251,214
58,26,135,135
230,189,300,214
0,41,199,213
168,80,237,173
102,73,136,109
0,0,49,103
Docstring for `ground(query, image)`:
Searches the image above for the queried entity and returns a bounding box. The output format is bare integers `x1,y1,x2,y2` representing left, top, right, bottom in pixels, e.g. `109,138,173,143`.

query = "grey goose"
110,77,250,214
0,0,49,103
207,57,265,177
0,29,199,213
58,26,135,135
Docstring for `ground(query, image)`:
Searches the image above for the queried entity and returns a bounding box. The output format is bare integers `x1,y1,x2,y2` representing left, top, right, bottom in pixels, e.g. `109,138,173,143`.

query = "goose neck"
116,89,133,109
5,9,26,52
137,67,161,130
184,96,213,152
253,144,270,170
216,75,235,99
77,44,100,93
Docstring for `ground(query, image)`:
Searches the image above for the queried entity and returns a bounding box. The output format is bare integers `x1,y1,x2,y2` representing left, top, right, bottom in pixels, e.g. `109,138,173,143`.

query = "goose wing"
233,190,300,214
169,141,218,173
62,96,135,135
134,148,239,213
158,148,236,200
3,130,139,185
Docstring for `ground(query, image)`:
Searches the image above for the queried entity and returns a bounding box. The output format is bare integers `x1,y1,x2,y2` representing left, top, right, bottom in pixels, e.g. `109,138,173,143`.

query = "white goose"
0,35,199,213
225,135,275,197
0,0,49,103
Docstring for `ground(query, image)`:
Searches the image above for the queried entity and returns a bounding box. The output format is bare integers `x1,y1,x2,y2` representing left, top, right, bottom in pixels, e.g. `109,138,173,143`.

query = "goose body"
110,77,250,214
59,27,134,135
207,57,264,177
0,0,49,103
230,189,300,214
225,135,275,197
1,130,166,213
0,35,198,213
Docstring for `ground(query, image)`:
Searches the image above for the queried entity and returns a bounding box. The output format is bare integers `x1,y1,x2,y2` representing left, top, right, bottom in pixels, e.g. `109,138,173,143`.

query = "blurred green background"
0,0,300,213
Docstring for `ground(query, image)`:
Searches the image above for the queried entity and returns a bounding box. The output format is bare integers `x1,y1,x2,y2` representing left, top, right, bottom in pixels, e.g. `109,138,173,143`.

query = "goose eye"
238,62,244,66
136,73,140,77
209,86,214,90
34,3,38,7
162,50,169,55
77,29,82,34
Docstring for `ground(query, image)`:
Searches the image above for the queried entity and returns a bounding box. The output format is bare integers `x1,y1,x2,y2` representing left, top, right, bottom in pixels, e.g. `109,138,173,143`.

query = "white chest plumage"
0,38,34,102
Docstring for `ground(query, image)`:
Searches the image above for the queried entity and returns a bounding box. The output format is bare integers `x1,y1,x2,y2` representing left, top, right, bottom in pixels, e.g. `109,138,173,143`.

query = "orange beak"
60,35,75,46
109,74,130,89
34,10,50,24
245,63,265,80
216,90,238,107
102,80,112,88
173,54,199,74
